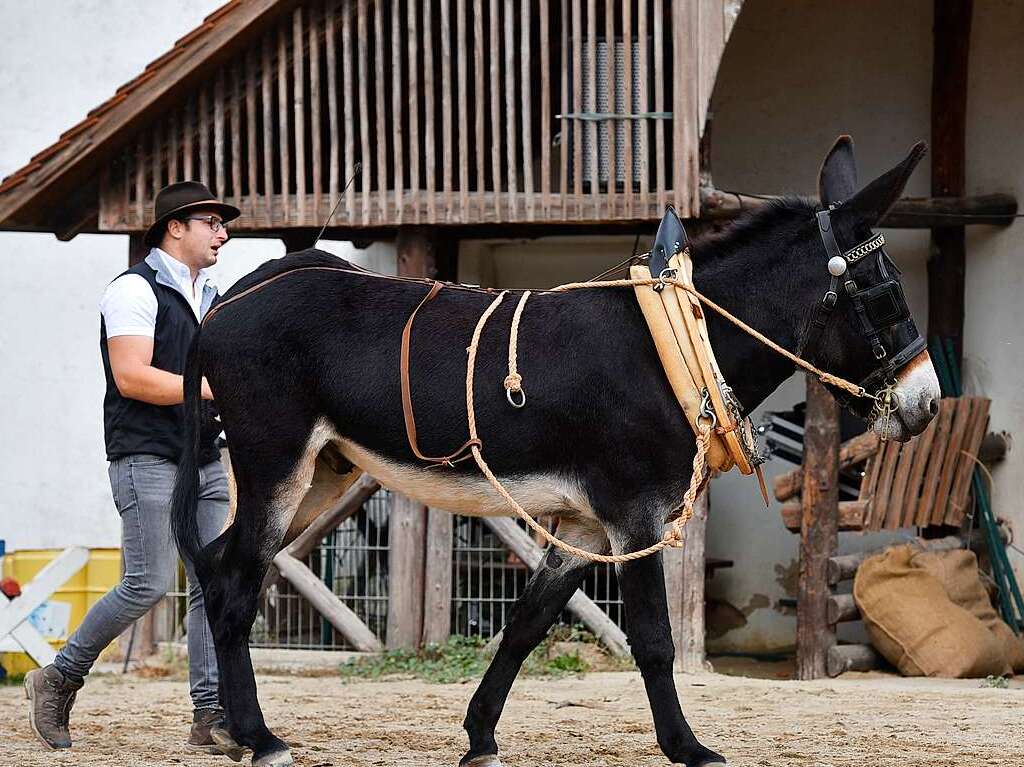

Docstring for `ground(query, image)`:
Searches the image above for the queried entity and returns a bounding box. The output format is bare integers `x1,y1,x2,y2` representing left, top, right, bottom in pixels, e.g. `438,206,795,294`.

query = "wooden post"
422,508,453,644
386,226,440,648
797,376,840,680
128,233,148,266
927,0,972,372
665,491,707,672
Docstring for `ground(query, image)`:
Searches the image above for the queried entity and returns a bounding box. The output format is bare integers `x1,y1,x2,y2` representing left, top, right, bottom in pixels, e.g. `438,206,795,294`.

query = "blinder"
799,204,925,409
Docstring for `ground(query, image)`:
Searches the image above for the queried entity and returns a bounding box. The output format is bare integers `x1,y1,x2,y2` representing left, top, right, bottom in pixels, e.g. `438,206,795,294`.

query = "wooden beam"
781,500,869,533
774,431,880,502
928,0,973,373
797,375,840,680
700,187,1016,228
285,474,381,561
665,492,708,672
826,593,859,624
483,517,631,658
422,508,454,645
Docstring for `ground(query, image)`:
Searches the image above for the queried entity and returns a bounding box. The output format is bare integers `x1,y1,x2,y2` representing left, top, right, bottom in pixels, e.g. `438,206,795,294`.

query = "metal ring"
697,388,718,430
506,387,526,409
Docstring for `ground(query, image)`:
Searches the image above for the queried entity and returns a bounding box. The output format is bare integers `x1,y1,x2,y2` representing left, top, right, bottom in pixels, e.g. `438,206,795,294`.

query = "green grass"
980,675,1010,689
339,629,618,684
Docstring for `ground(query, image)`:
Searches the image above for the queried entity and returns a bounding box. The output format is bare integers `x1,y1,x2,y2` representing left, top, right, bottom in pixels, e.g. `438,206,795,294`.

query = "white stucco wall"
0,2,392,552
964,1,1024,584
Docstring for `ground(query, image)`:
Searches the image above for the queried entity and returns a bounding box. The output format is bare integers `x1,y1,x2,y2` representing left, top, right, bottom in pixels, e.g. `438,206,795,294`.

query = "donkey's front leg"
460,518,603,767
613,524,726,767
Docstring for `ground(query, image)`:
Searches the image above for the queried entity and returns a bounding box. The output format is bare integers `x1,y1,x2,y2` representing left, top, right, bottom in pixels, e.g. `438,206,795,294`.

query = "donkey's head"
802,136,940,441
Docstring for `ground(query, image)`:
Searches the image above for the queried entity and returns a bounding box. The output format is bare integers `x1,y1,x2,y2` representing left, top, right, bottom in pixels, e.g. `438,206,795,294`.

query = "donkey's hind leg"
197,425,328,767
611,520,726,767
460,518,605,767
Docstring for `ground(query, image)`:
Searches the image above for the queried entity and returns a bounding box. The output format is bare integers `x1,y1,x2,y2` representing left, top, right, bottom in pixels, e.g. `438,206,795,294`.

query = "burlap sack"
911,548,1024,672
854,545,1011,678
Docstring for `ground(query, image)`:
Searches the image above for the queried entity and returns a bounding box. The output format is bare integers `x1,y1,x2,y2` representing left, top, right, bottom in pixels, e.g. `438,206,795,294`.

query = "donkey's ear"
846,141,928,225
818,135,857,205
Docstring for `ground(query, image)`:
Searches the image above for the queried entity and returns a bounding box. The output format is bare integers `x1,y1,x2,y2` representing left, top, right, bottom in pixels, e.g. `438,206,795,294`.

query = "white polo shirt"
100,248,216,337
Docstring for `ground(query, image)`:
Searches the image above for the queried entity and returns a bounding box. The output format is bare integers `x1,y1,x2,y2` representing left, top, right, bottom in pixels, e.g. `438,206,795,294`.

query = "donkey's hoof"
210,727,247,763
253,749,294,767
461,755,504,767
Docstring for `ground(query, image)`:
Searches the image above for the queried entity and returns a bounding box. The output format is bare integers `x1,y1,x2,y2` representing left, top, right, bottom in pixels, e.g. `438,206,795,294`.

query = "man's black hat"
144,181,240,246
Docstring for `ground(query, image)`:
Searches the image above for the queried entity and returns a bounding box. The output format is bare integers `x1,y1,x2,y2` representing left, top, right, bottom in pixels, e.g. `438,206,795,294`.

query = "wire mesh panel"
451,516,624,640
157,490,625,649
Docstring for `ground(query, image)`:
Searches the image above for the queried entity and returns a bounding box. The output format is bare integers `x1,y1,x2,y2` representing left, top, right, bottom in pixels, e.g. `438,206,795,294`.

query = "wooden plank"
586,0,598,217
422,508,453,645
893,436,919,529
325,3,340,215
343,3,356,222
946,397,990,525
653,0,665,212
457,0,469,218
442,0,455,216
504,0,517,219
902,405,939,521
558,0,568,208
869,440,901,530
781,501,869,533
285,474,381,561
483,517,631,657
199,87,211,186
134,136,145,221
214,69,226,196
663,524,685,668
358,0,372,224
604,0,616,218
274,552,383,652
245,49,258,215
774,431,881,502
637,0,649,211
827,644,881,677
680,491,708,672
309,5,322,223
408,0,421,223
474,0,485,219
0,548,89,638
168,111,179,183
231,62,243,206
183,96,194,182
423,0,436,223
697,0,726,137
571,0,582,214
916,399,955,526
489,0,503,219
797,376,839,680
521,0,534,220
151,125,161,197
673,0,696,215
262,33,274,220
622,0,633,218
277,24,291,224
392,0,405,221
374,0,387,222
539,0,551,215
927,0,973,371
859,443,884,503
930,395,973,525
293,7,307,225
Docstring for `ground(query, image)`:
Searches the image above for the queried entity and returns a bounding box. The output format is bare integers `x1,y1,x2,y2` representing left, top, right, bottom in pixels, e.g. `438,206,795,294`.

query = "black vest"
101,261,220,464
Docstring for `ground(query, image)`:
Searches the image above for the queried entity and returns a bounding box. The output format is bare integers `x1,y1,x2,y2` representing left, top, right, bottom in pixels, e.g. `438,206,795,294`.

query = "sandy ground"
4,669,1024,767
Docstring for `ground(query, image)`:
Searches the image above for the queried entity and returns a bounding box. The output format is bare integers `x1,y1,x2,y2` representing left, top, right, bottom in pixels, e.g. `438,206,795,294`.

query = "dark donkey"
172,137,940,767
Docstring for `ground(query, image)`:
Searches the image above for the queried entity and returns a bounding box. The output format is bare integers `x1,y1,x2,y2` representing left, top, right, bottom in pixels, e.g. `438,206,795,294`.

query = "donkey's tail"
171,327,205,563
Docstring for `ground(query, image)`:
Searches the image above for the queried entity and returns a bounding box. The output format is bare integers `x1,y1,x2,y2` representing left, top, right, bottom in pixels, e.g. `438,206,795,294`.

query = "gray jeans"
54,454,229,711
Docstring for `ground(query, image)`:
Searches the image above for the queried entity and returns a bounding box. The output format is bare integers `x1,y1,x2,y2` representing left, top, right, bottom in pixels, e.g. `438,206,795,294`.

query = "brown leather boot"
24,664,83,749
188,708,244,760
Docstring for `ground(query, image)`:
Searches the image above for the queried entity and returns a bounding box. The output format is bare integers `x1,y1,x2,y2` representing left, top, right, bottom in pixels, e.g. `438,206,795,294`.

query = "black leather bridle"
798,203,926,408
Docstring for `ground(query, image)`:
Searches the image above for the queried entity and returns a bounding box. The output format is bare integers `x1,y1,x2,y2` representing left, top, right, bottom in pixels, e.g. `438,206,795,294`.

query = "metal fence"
157,489,624,650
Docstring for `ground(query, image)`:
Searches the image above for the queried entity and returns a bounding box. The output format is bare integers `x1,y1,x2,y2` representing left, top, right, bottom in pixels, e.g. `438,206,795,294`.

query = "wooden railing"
99,0,739,233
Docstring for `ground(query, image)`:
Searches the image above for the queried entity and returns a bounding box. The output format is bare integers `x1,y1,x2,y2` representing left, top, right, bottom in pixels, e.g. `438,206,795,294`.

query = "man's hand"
108,335,213,405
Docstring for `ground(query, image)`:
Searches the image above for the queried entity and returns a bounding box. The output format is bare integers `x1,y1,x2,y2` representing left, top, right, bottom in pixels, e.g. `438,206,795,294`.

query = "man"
25,182,240,753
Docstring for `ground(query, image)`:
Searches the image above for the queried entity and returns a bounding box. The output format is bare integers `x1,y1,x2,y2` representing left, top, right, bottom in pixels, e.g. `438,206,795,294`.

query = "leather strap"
400,281,481,466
